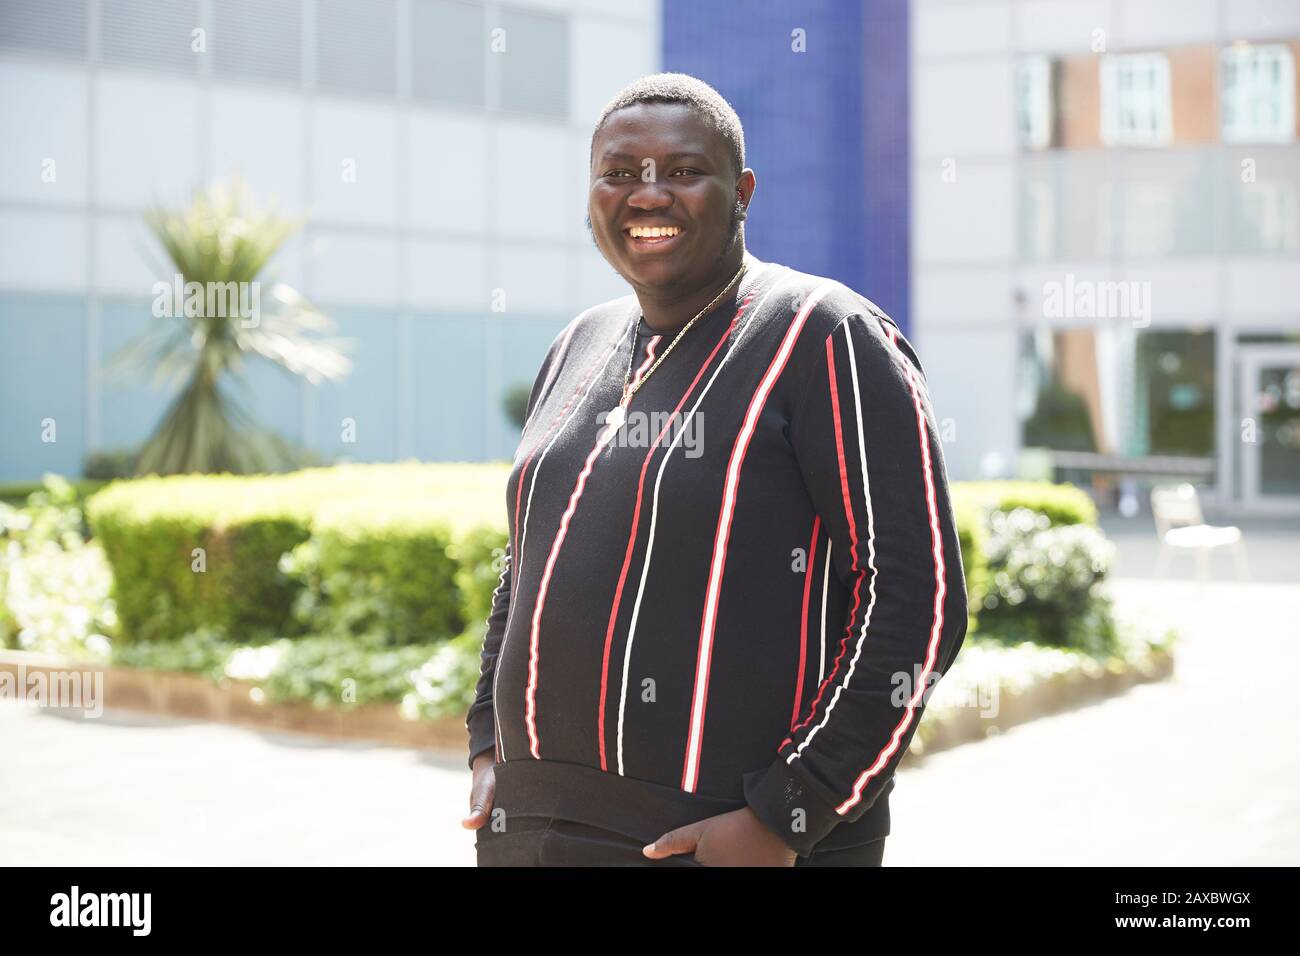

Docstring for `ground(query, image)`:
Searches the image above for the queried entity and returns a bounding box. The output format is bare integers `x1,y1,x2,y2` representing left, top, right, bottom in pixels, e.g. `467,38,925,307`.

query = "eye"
670,168,702,177
603,170,634,179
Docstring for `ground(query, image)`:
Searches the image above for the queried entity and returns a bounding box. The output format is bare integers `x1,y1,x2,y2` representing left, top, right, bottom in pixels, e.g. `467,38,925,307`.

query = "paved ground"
886,578,1300,866
1099,512,1300,584
0,705,478,866
2,577,1297,866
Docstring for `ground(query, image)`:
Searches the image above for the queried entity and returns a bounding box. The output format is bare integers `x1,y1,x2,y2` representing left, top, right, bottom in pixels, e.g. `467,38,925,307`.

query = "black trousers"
476,817,886,867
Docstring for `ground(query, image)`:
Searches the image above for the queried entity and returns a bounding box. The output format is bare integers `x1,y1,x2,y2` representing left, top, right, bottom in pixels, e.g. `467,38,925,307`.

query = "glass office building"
912,0,1300,513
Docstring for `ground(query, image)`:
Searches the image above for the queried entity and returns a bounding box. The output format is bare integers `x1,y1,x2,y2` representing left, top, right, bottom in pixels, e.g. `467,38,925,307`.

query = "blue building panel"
662,0,910,334
98,297,184,456
0,294,88,483
307,309,401,463
411,313,492,462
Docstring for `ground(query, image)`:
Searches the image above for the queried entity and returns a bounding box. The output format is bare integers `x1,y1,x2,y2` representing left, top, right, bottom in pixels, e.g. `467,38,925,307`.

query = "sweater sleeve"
463,323,572,770
742,308,969,856
465,541,511,769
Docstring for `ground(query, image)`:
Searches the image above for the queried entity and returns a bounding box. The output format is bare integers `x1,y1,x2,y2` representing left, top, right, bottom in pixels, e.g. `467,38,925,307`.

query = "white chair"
1150,483,1248,582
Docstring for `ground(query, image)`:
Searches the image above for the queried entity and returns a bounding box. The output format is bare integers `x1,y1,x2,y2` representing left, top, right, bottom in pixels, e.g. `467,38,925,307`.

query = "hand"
461,750,497,830
643,807,797,867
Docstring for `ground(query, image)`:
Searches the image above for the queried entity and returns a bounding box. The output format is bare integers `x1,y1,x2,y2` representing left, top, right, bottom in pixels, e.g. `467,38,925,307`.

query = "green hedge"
280,524,463,645
450,524,510,632
0,478,108,509
85,462,509,646
949,495,986,637
975,511,1118,653
949,480,1099,639
98,511,307,644
84,465,1104,652
950,481,1098,528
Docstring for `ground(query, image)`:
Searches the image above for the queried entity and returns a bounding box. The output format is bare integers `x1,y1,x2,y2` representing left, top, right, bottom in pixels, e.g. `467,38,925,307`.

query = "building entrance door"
1238,345,1300,510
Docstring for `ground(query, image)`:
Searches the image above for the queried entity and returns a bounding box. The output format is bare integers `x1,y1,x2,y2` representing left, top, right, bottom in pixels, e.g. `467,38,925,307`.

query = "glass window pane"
1255,365,1300,496
1221,44,1296,143
316,0,397,97
212,0,302,86
0,0,86,59
497,6,567,118
1019,328,1216,460
1120,149,1217,256
1225,145,1300,254
100,0,199,75
1020,152,1117,260
412,0,485,107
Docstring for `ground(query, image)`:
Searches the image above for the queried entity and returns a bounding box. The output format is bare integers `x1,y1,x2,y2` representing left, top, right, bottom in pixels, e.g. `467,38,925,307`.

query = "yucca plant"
104,175,352,476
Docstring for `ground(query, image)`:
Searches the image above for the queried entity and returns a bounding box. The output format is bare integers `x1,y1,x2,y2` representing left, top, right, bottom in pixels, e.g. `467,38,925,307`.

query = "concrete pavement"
887,578,1300,865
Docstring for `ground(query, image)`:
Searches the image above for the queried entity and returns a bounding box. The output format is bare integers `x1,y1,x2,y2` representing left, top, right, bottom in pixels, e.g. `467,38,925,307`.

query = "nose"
627,178,673,211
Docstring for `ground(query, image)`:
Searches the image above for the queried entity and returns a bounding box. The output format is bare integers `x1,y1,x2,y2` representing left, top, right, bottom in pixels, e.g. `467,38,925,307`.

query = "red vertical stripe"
596,300,752,770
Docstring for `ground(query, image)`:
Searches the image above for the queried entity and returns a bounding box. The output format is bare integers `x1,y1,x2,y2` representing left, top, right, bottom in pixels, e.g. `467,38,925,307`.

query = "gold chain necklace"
600,261,747,442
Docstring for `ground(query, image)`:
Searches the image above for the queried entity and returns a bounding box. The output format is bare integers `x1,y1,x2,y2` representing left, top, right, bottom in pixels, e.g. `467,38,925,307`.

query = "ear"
736,167,757,209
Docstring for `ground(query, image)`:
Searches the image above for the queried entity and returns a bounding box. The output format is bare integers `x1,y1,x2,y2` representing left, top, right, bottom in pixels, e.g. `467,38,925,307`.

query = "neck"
636,246,748,334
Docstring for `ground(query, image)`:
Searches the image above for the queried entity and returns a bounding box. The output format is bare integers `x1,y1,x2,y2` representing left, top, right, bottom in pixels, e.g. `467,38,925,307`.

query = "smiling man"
462,73,968,866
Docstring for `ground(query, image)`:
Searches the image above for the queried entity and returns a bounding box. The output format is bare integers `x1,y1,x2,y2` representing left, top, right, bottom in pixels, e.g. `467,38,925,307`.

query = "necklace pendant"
597,403,626,448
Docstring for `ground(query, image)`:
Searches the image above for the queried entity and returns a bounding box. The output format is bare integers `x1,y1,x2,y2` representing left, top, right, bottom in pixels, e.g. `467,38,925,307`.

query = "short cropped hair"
590,72,746,179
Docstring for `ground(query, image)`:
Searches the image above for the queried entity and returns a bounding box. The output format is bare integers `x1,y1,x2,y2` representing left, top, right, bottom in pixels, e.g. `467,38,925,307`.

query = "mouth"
623,224,685,253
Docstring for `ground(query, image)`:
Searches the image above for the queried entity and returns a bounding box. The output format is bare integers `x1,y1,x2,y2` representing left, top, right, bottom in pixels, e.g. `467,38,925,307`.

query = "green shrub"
952,481,1097,528
400,626,489,720
0,476,108,511
947,480,1102,643
451,524,510,632
84,463,510,646
1022,382,1098,452
106,626,483,719
975,507,1118,654
83,447,140,482
110,627,239,679
0,475,117,656
280,522,463,646
255,633,440,709
504,383,532,431
950,495,986,636
89,506,309,645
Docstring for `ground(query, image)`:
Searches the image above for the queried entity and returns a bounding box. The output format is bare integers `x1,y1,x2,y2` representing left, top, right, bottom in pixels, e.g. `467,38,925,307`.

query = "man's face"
587,102,749,293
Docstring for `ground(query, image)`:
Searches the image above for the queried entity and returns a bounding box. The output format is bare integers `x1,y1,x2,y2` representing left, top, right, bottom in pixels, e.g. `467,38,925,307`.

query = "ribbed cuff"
742,757,844,858
466,707,497,771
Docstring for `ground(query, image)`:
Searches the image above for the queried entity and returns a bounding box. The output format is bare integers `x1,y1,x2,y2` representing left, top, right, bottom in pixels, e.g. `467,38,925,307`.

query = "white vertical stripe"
616,270,795,776
818,539,832,683
682,281,836,792
486,548,511,756
835,333,948,815
787,317,880,760
492,322,623,761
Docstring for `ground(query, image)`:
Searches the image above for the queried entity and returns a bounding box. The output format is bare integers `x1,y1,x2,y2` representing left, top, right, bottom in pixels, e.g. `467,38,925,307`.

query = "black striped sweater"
465,251,968,857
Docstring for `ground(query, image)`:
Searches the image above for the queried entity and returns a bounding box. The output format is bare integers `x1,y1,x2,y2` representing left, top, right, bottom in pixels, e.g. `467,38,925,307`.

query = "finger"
461,772,496,830
643,822,703,859
461,799,491,829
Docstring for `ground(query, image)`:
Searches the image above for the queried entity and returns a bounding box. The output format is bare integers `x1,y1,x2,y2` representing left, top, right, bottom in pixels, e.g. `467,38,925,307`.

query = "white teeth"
629,226,681,238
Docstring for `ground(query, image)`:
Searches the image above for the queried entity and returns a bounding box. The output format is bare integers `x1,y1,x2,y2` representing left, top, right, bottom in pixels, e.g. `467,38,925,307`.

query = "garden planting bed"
0,651,467,750
903,642,1175,763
